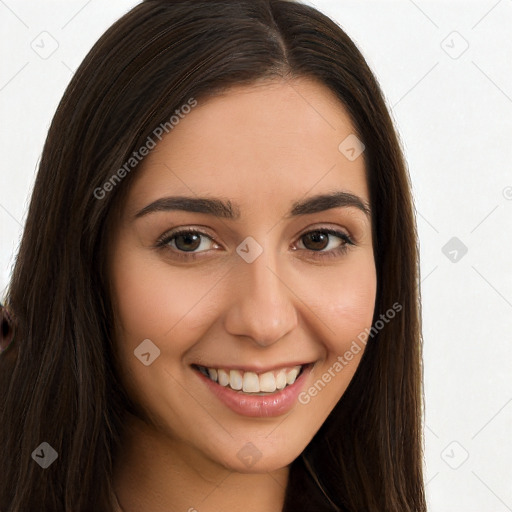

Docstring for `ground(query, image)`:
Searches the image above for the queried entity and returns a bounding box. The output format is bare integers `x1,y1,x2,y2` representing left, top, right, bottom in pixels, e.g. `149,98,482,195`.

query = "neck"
112,413,289,512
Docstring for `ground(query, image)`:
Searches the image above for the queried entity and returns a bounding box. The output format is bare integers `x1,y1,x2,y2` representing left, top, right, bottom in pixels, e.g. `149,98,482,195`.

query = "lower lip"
194,365,312,418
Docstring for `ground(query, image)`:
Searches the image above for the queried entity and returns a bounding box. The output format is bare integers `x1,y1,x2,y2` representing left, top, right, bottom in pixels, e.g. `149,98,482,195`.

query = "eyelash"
155,227,355,261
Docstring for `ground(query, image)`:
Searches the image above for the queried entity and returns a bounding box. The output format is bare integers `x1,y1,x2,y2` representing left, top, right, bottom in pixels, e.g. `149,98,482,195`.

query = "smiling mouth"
192,363,309,395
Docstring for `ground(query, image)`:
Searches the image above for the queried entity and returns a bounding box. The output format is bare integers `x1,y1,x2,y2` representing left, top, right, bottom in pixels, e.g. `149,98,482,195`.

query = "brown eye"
302,231,330,251
174,232,202,252
295,228,355,260
157,228,218,256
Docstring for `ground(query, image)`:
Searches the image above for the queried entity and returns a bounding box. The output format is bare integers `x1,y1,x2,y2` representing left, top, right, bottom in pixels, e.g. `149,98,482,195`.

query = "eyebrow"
134,191,371,220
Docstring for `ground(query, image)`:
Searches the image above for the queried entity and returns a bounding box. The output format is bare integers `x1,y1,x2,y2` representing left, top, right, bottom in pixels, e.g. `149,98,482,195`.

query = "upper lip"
192,361,314,373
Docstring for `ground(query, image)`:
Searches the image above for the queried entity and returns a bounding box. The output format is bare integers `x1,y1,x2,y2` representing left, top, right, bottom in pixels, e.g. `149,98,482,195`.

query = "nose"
223,248,298,347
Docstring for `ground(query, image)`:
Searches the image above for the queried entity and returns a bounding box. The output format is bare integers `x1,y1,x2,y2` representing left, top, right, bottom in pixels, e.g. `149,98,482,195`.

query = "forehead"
124,77,368,215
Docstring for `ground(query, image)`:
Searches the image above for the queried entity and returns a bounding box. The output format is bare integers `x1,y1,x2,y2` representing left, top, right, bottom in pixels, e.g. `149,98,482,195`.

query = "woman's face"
109,77,376,472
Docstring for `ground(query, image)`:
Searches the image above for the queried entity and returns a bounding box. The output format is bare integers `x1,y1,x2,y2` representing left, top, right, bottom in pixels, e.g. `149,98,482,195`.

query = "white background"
1,1,511,510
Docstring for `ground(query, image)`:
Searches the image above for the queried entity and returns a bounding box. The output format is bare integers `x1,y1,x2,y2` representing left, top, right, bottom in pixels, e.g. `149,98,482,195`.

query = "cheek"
293,257,376,415
305,254,377,354
328,272,376,334
110,248,221,347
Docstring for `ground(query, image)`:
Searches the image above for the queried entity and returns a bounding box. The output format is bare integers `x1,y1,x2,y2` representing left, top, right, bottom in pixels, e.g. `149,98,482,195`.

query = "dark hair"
0,1,425,510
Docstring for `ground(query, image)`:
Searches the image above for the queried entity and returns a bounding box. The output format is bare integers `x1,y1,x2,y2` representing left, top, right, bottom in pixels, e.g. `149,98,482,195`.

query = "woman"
0,0,426,510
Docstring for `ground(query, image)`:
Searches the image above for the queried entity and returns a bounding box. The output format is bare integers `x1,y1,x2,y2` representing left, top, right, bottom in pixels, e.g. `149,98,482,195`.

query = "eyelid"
296,223,352,240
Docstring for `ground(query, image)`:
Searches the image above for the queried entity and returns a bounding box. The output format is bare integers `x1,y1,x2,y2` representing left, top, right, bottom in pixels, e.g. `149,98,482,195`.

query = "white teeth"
286,367,299,385
199,364,303,393
229,369,243,390
217,369,229,387
275,370,287,390
242,372,260,393
259,371,277,392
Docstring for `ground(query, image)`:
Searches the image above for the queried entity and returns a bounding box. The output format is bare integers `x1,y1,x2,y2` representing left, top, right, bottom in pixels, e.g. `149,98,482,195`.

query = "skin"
109,77,377,512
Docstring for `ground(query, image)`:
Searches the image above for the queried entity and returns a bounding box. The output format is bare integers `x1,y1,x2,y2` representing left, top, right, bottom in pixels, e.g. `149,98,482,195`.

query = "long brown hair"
0,1,425,510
